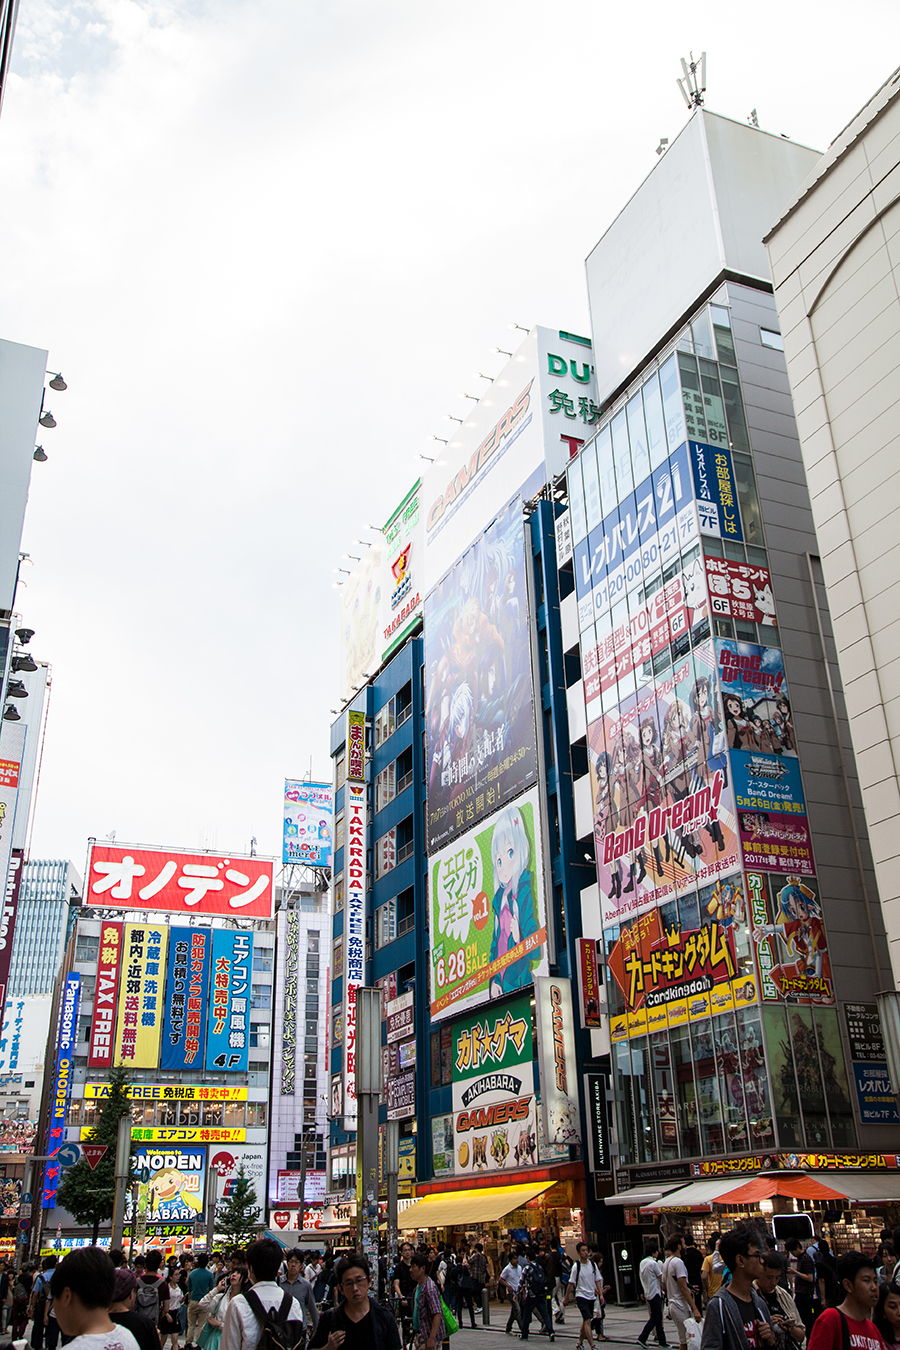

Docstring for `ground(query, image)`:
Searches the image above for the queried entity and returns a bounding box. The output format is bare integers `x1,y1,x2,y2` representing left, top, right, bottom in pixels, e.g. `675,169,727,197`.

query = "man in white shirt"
565,1243,605,1350
49,1247,140,1350
500,1252,525,1336
638,1241,667,1348
221,1239,303,1350
663,1234,702,1350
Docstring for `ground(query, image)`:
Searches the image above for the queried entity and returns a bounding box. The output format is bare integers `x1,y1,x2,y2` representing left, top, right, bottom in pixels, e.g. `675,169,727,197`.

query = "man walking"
700,1226,774,1350
221,1239,304,1350
565,1243,605,1350
518,1248,554,1342
279,1250,319,1347
638,1241,667,1348
499,1253,525,1337
662,1236,701,1350
185,1255,214,1350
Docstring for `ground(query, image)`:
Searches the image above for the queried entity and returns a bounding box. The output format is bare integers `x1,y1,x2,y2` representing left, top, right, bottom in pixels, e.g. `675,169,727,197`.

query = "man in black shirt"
683,1236,705,1309
310,1255,400,1350
390,1244,416,1350
701,1226,775,1350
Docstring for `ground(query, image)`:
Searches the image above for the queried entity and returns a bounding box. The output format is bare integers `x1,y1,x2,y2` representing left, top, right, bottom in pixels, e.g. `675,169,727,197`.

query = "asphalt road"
442,1301,654,1348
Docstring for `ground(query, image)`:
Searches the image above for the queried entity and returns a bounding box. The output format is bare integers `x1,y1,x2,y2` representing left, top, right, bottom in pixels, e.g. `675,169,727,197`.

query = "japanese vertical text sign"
115,924,169,1069
283,781,333,867
343,782,367,1129
88,921,124,1069
347,711,366,784
281,909,299,1095
86,843,274,919
688,441,743,540
533,976,582,1150
42,973,81,1208
0,724,25,906
161,928,211,1071
205,928,253,1072
0,849,25,1012
451,994,536,1178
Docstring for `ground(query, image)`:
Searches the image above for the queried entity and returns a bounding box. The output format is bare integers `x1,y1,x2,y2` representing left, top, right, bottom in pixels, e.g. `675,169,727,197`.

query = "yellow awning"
399,1182,553,1230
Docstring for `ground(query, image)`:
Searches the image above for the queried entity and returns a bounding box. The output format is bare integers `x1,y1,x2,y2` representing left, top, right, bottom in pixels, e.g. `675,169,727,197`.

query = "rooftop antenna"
677,51,706,110
748,108,759,127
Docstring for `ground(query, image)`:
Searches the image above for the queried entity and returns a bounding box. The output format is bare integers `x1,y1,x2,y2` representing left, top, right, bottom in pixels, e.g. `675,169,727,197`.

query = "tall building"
763,64,900,988
8,858,80,997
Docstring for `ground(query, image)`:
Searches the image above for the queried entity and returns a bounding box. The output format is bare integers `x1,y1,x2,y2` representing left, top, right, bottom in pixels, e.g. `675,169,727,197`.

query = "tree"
56,1066,133,1244
215,1162,262,1250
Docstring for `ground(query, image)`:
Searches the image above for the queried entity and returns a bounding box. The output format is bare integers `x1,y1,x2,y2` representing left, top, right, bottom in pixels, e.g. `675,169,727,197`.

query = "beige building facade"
765,66,900,987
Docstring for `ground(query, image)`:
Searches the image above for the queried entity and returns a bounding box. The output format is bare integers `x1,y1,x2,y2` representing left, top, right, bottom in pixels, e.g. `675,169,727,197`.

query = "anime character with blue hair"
489,803,539,997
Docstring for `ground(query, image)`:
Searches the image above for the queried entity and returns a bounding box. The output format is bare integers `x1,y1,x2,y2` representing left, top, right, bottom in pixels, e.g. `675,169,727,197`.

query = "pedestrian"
186,1254,216,1349
874,1281,900,1349
110,1268,164,1350
29,1256,58,1350
638,1240,667,1348
806,1251,883,1350
309,1253,400,1350
700,1225,774,1350
500,1252,525,1337
451,1253,477,1331
161,1265,185,1350
198,1268,249,1350
408,1254,445,1350
662,1234,701,1350
814,1241,840,1311
519,1246,554,1341
391,1243,416,1350
468,1245,489,1315
683,1236,704,1311
702,1235,723,1307
564,1242,605,1350
279,1250,319,1343
135,1252,170,1340
220,1239,304,1350
785,1240,818,1339
754,1252,805,1349
48,1248,140,1350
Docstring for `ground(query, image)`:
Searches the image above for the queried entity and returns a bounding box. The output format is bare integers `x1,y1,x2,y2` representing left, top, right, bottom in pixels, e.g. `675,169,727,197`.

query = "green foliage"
215,1162,262,1249
56,1066,133,1243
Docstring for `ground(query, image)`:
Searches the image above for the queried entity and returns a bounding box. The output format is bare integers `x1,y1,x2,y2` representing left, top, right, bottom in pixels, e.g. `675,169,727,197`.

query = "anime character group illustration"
425,503,537,849
718,640,796,755
752,875,834,1002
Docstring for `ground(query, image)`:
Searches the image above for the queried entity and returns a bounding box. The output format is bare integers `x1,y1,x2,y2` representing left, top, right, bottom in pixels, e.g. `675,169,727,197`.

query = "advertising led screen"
205,929,253,1072
87,844,273,919
283,781,333,867
161,928,211,1071
126,1147,206,1225
451,994,537,1178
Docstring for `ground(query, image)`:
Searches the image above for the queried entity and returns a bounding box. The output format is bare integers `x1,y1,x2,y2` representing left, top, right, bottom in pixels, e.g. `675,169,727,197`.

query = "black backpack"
244,1289,304,1350
527,1261,548,1297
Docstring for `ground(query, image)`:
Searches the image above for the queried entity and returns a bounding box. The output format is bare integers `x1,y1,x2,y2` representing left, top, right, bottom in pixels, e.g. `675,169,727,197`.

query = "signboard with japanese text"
277,1169,327,1203
717,641,795,756
704,556,777,627
732,753,806,814
343,782,366,1129
555,509,573,568
115,924,168,1069
429,785,548,1021
161,928,211,1071
451,995,537,1178
125,1128,244,1144
585,1073,611,1178
382,483,424,661
0,849,24,1013
844,1002,889,1061
0,725,25,920
432,1113,455,1178
398,1039,416,1071
386,992,413,1045
88,921,123,1069
284,781,333,867
42,973,80,1208
533,977,582,1150
347,712,366,783
205,929,252,1072
86,843,274,919
688,441,743,540
842,1004,898,1125
738,809,814,876
577,938,603,1027
126,1147,206,1225
750,873,834,1004
281,909,299,1095
387,1070,415,1122
424,498,538,851
85,1083,247,1101
210,1145,266,1206
0,995,51,1077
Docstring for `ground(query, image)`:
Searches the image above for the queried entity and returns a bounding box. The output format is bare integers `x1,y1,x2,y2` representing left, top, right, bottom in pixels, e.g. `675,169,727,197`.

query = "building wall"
8,859,81,997
765,69,900,987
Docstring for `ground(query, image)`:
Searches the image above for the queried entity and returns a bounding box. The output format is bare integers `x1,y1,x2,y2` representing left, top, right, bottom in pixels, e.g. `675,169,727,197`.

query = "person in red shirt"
807,1251,886,1350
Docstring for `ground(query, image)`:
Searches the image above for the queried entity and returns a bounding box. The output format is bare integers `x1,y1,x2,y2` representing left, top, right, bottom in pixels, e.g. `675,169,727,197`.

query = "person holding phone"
755,1254,806,1349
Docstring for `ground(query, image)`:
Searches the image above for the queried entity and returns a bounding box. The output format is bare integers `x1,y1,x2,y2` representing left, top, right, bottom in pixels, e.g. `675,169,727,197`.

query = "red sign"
738,810,815,875
704,556,777,627
0,760,20,790
583,573,707,703
577,938,602,1027
88,921,124,1068
81,1144,108,1171
86,845,273,919
608,910,738,1011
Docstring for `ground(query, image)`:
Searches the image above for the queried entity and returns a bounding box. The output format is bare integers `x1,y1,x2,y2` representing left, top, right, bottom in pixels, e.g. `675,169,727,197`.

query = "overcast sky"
1,0,898,875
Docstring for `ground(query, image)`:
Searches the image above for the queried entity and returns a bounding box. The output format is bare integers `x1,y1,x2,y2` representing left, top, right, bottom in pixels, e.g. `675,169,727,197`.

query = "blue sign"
56,1144,81,1169
688,440,743,541
731,751,806,815
205,929,253,1073
161,927,211,1071
852,1063,900,1124
42,973,81,1208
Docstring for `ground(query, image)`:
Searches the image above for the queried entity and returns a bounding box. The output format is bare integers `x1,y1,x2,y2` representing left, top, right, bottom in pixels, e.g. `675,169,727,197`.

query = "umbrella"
714,1175,847,1205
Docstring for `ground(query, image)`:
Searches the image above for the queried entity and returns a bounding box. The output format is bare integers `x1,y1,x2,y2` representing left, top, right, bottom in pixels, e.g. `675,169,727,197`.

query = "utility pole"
384,1120,399,1274
109,1115,133,1252
354,988,382,1263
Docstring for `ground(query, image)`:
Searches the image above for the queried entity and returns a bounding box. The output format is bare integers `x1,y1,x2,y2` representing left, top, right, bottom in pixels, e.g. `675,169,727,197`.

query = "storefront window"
671,1024,700,1156
223,1101,244,1129
813,1007,856,1147
762,1005,802,1147
246,1102,267,1128
692,1019,725,1155
650,1031,679,1157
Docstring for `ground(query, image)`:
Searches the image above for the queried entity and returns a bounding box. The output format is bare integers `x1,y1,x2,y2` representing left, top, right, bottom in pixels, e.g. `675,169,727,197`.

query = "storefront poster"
84,1084,247,1101
205,929,253,1072
717,641,795,756
688,441,743,540
577,938,603,1027
161,928,211,1071
737,810,814,876
387,1070,415,1122
451,994,537,1178
704,557,777,627
115,924,169,1069
283,781,333,867
385,994,412,1047
851,1064,899,1124
424,499,538,852
429,785,547,1020
751,873,833,1004
732,753,806,814
126,1147,206,1224
534,976,582,1149
432,1114,455,1178
42,973,80,1208
88,922,123,1069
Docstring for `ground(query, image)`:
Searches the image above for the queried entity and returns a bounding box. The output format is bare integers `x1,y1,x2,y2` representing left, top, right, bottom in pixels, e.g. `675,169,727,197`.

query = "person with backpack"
564,1242,605,1350
806,1251,882,1350
700,1225,775,1350
309,1254,400,1350
110,1268,167,1350
48,1247,140,1350
518,1246,555,1341
219,1239,303,1350
786,1241,819,1339
468,1246,488,1318
29,1256,60,1350
136,1252,169,1340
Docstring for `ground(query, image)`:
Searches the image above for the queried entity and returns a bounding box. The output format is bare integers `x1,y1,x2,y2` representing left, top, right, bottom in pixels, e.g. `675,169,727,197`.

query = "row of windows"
373,684,413,748
374,887,415,950
68,1099,269,1128
374,815,414,878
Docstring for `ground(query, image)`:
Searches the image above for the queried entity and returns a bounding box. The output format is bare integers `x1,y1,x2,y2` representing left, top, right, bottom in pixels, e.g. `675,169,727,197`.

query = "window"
223,1101,244,1128
333,877,344,911
249,1024,270,1049
335,815,345,852
375,763,396,813
306,955,320,974
374,700,395,747
375,898,397,950
396,747,413,795
202,1103,223,1126
332,938,343,978
308,933,320,953
397,886,415,937
375,828,397,879
760,328,784,351
307,978,319,994
252,950,273,972
74,936,100,964
250,983,271,1011
335,754,346,788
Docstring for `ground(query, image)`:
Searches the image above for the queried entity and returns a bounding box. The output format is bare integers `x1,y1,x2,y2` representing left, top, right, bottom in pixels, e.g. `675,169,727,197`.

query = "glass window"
732,453,764,546
642,374,667,469
250,984,271,1011
334,815,344,852
813,1007,856,1148
375,828,396,879
678,352,707,443
691,309,715,360
582,437,602,531
246,1102,267,1128
159,1100,178,1126
698,359,729,448
736,1006,775,1150
75,936,100,964
595,423,616,516
374,898,397,950
202,1102,223,1126
659,355,685,450
627,393,650,486
567,455,588,545
720,368,750,452
671,1024,700,1157
335,755,346,789
180,1100,201,1127
650,1032,679,1158
610,409,632,495
760,328,784,351
375,763,396,813
712,315,737,366
223,1101,244,1128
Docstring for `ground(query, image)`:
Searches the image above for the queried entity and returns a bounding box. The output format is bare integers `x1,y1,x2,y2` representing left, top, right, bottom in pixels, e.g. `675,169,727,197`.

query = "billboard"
704,556,777,627
749,871,834,1004
343,782,366,1129
451,995,537,1177
88,921,124,1069
717,641,795,755
161,928,211,1071
688,441,742,540
347,711,365,782
0,995,52,1076
115,924,168,1069
42,973,80,1208
382,483,424,661
0,849,24,1012
429,785,548,1021
283,781,333,867
126,1147,206,1225
86,844,274,920
280,909,299,1095
534,977,582,1150
0,723,25,914
424,498,538,851
340,537,384,702
206,929,253,1072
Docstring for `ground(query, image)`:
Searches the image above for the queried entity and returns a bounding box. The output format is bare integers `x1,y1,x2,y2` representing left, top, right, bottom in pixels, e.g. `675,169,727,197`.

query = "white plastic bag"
684,1316,703,1350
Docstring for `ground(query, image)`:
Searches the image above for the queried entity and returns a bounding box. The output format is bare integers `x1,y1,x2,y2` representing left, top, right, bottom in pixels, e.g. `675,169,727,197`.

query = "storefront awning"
715,1175,847,1205
639,1179,749,1212
813,1175,900,1206
604,1183,685,1207
399,1182,553,1229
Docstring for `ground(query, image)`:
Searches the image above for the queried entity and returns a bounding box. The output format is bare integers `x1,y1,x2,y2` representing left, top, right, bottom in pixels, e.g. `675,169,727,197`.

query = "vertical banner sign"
533,976,582,1150
283,781,334,867
161,928,211,1071
347,711,366,783
281,910,299,1095
88,921,124,1069
0,725,25,913
115,924,169,1069
577,938,602,1028
343,782,366,1129
585,1072,611,1178
206,929,253,1072
42,973,81,1207
0,849,24,1011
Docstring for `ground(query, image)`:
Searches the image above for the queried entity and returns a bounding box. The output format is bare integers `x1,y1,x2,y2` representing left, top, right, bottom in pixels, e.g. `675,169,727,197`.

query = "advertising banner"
281,909,299,1095
347,711,366,783
738,809,814,876
88,921,124,1069
432,1114,455,1178
688,440,743,540
42,973,80,1208
585,1073,612,1177
84,1083,247,1101
86,844,274,920
704,556,777,627
127,1128,244,1144
115,924,169,1069
276,1170,327,1203
0,724,25,917
851,1065,899,1124
0,849,24,1012
283,781,333,867
428,785,547,1020
382,483,424,661
533,977,582,1149
750,873,834,1004
577,938,603,1027
205,929,253,1072
161,928,211,1071
209,1145,267,1206
385,992,413,1045
126,1147,206,1225
717,641,795,755
451,995,537,1177
424,498,538,851
343,782,366,1130
387,1070,415,1122
732,754,806,814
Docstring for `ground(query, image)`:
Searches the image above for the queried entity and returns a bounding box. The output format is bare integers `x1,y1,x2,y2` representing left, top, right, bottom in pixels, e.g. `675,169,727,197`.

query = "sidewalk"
450,1300,656,1346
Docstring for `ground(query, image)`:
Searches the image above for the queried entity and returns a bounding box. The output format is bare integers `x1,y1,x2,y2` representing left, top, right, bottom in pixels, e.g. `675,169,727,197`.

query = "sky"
1,0,898,874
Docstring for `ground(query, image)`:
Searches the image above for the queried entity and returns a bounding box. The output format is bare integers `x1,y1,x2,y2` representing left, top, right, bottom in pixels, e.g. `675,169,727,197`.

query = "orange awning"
715,1175,847,1205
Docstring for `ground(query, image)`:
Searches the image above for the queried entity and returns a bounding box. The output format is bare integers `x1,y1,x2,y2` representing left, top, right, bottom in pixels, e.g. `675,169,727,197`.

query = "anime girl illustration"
593,749,623,901
610,732,644,896
773,695,795,752
488,802,538,996
752,877,832,998
690,675,726,852
723,691,752,751
662,698,703,858
636,715,666,877
706,876,744,928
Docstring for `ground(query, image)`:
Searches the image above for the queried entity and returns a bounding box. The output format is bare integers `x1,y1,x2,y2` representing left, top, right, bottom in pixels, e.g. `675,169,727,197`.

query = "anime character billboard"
750,872,834,1004
424,499,538,852
126,1147,206,1224
429,786,547,1021
716,640,795,755
451,994,537,1177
